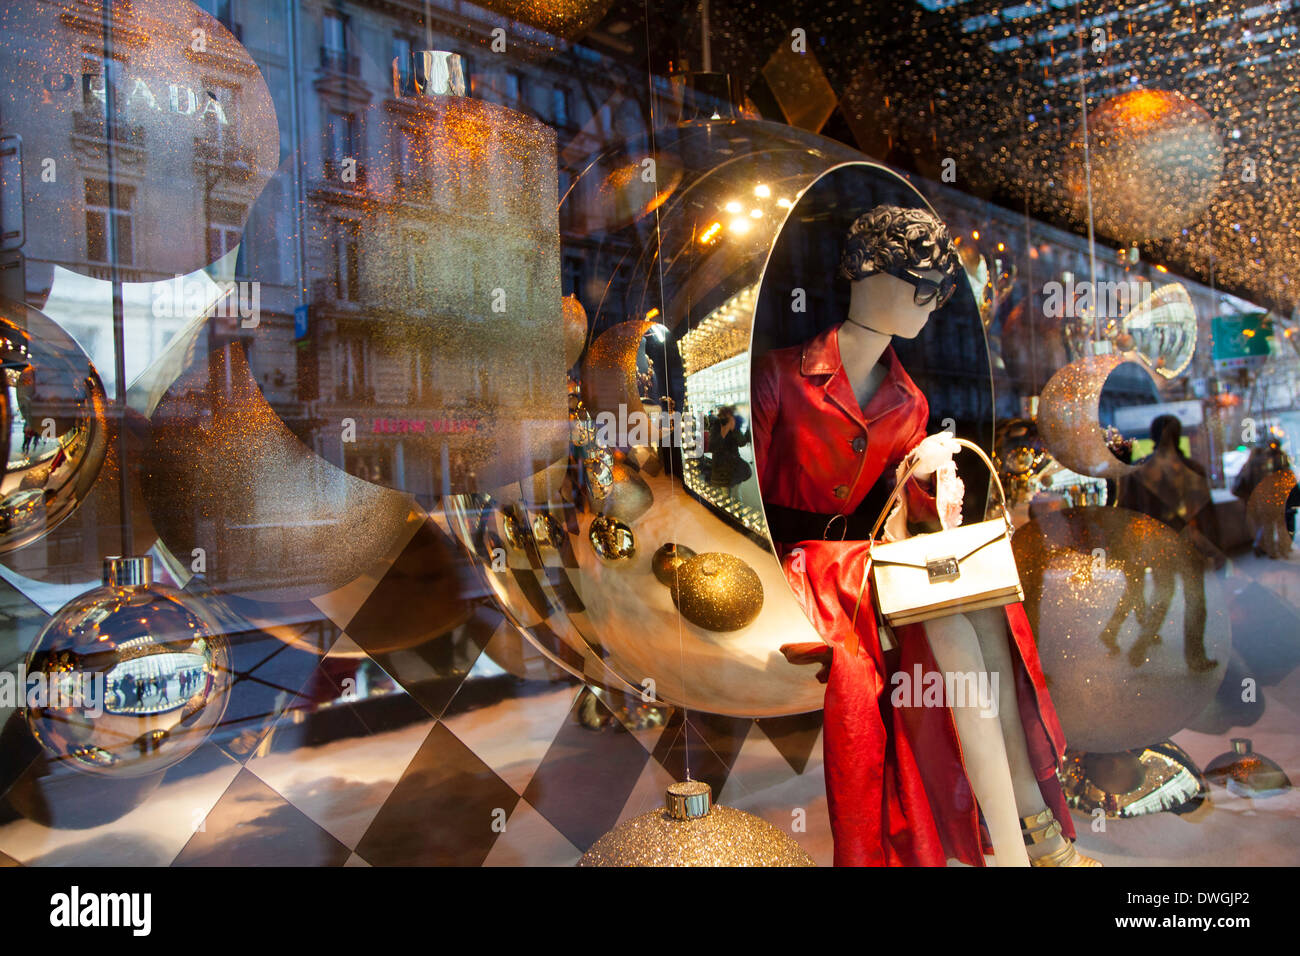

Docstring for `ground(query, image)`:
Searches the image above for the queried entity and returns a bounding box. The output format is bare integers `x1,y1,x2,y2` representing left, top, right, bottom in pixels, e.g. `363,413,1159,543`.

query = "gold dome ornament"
578,780,815,867
23,556,230,778
671,552,764,631
651,543,697,586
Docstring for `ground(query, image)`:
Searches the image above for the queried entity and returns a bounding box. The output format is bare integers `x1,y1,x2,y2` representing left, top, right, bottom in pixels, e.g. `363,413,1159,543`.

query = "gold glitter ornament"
24,556,230,778
581,320,656,422
1038,354,1156,481
0,299,109,555
0,0,279,278
1067,89,1224,242
1011,506,1230,753
651,542,696,586
579,780,814,867
671,552,764,632
140,344,415,603
563,295,588,369
474,0,616,41
595,460,653,523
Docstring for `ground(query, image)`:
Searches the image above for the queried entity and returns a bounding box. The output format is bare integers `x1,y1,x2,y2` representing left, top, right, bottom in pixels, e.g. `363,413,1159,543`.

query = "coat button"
833,484,849,499
851,436,867,454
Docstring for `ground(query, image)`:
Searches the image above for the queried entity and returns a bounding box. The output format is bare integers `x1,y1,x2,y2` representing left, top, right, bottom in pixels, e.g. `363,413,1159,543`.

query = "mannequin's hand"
908,432,960,480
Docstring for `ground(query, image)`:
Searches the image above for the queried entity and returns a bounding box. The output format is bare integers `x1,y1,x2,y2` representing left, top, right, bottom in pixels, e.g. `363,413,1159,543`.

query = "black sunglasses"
893,268,957,308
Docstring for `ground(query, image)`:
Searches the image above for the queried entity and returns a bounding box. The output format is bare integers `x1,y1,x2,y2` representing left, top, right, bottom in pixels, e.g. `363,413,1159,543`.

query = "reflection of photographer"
707,405,751,500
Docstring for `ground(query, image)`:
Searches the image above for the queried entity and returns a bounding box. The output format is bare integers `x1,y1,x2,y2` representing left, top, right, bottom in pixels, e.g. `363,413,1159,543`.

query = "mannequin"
753,205,1097,867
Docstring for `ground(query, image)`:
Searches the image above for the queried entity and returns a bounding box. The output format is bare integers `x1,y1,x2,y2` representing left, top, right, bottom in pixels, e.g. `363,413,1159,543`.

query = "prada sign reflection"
42,71,230,124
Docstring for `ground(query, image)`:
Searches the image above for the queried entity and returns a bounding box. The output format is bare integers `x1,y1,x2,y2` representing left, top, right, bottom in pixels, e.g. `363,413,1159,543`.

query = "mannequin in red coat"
753,205,1095,867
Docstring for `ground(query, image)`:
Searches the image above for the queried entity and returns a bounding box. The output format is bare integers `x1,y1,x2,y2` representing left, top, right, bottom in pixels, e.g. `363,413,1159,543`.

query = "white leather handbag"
852,438,1023,630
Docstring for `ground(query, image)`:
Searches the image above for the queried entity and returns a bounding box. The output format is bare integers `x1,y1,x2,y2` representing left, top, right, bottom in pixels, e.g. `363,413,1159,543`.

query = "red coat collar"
799,322,909,426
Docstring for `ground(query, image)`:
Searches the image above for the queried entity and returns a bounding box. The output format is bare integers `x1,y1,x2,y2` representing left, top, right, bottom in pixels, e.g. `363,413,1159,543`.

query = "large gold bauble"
671,552,765,632
579,780,814,867
24,556,230,778
473,0,616,40
0,300,109,555
1012,506,1230,753
1068,89,1224,242
0,0,279,278
139,344,416,603
1038,354,1155,480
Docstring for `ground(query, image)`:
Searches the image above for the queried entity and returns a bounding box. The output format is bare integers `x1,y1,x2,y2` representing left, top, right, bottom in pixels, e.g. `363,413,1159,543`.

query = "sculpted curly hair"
838,205,960,283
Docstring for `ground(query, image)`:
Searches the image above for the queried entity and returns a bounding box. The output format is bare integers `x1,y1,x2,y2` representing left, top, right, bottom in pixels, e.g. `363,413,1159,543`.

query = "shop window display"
0,0,1293,880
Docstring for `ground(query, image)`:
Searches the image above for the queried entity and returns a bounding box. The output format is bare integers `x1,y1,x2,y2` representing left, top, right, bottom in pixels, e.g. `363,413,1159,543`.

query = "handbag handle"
846,437,1012,655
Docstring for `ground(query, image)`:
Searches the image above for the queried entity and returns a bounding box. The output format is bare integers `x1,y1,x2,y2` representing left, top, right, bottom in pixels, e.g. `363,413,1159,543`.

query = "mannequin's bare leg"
922,613,1029,866
965,606,1072,862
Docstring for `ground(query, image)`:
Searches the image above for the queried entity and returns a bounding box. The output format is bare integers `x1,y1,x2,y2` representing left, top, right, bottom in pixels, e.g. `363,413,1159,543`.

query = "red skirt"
780,539,1074,867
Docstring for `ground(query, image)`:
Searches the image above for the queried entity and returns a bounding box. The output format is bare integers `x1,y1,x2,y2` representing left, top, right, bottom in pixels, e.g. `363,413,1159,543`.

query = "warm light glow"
754,184,771,198
749,208,762,218
776,197,793,208
1155,264,1168,272
972,230,981,240
645,308,660,320
724,200,742,213
699,222,722,244
997,242,1006,252
729,217,751,235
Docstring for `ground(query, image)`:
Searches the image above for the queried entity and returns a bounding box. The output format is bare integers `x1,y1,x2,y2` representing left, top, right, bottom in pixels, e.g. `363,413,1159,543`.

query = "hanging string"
1076,0,1099,343
644,0,691,782
102,0,133,558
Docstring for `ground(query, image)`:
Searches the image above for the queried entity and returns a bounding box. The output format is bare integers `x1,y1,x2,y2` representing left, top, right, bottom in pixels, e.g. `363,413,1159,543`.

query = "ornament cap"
103,555,152,589
665,779,712,820
1232,738,1253,755
394,51,467,99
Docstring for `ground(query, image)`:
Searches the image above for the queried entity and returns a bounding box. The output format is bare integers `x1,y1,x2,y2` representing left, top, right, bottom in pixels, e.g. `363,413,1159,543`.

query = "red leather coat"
752,323,1074,866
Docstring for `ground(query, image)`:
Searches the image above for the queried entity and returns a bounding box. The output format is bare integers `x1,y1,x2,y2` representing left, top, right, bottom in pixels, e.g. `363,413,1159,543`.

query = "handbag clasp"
926,556,960,582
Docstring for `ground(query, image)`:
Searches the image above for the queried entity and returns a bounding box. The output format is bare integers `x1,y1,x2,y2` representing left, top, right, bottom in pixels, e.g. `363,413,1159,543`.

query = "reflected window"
337,335,369,400
85,178,134,266
322,11,348,67
333,218,360,301
552,86,570,127
207,200,246,264
326,110,356,164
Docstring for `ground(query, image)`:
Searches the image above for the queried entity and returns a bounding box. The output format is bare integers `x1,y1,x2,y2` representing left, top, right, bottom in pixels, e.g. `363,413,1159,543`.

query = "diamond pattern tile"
173,768,351,867
522,686,651,851
756,711,825,775
354,721,520,866
483,798,582,866
244,656,435,850
441,622,580,796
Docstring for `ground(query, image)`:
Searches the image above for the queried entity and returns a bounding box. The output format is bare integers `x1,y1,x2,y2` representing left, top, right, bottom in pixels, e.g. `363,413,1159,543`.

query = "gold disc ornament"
140,344,415,603
1067,89,1224,242
0,0,279,279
